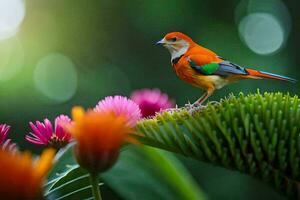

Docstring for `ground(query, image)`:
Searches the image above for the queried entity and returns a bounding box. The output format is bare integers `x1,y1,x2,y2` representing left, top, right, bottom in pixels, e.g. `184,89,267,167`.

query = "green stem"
89,173,102,200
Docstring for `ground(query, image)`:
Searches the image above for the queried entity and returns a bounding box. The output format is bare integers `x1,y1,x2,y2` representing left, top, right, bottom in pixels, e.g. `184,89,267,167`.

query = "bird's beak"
155,38,165,46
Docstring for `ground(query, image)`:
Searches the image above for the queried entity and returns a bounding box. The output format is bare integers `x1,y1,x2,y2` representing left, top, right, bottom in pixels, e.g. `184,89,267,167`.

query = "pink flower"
0,124,10,145
26,115,72,149
94,96,141,127
131,89,175,117
0,124,17,151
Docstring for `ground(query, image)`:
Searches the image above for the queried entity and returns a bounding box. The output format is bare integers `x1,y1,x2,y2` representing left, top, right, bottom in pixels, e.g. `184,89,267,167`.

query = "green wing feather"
201,63,220,74
188,59,219,75
188,59,248,76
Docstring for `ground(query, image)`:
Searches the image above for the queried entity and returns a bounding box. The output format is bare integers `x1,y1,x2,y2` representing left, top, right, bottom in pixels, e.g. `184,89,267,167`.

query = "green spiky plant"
135,92,300,199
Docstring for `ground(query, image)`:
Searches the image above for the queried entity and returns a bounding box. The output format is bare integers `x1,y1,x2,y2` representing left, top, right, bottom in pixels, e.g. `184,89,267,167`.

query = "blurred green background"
0,0,298,199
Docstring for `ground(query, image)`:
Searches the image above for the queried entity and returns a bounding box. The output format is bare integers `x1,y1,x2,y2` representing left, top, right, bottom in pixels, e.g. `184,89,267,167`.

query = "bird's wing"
188,55,248,76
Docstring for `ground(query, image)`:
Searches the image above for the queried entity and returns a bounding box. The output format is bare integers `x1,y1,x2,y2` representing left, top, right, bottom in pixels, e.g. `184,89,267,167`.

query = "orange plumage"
156,32,296,105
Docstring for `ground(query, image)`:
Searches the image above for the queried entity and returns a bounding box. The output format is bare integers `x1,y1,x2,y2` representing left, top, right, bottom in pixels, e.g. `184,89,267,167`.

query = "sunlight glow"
0,0,26,40
0,38,24,81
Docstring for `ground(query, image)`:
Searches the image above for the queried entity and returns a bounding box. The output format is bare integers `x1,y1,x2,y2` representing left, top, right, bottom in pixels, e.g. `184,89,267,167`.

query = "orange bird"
156,32,296,105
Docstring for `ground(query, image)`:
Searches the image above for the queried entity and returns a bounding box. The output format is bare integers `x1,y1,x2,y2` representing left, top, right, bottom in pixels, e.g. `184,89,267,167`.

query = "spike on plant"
135,92,300,199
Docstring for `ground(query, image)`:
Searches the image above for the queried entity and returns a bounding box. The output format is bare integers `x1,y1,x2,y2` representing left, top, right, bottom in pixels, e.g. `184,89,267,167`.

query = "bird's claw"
160,101,220,116
184,103,192,109
183,102,206,113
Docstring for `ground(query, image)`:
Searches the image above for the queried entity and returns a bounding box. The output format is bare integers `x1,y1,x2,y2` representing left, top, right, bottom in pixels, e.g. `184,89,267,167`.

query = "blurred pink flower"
131,89,175,117
0,124,17,151
94,96,141,127
26,115,72,149
0,124,10,145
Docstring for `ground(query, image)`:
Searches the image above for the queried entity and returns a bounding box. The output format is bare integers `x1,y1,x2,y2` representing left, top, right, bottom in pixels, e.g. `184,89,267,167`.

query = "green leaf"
136,92,300,199
46,165,98,200
45,145,205,200
142,146,206,200
45,143,77,193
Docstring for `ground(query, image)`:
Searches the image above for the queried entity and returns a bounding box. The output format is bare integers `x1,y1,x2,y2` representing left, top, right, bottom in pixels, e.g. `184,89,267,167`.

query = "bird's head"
156,32,195,60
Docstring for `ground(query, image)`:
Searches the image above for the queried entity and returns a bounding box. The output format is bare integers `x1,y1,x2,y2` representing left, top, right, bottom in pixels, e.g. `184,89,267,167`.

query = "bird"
156,32,296,106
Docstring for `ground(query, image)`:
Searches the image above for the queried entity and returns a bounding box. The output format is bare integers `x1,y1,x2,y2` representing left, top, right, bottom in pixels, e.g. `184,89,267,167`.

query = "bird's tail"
246,68,297,83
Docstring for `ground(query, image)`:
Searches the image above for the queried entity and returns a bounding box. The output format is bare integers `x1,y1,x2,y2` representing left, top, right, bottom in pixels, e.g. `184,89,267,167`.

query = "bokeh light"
0,0,25,40
236,0,291,55
0,38,24,81
34,53,78,103
238,13,284,55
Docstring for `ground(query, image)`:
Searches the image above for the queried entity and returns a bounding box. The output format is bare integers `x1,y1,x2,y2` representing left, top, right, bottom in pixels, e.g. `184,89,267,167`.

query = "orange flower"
68,107,132,174
0,148,55,200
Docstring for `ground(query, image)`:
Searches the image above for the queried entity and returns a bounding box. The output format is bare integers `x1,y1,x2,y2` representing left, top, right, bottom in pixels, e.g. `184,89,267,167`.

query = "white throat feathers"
164,40,189,62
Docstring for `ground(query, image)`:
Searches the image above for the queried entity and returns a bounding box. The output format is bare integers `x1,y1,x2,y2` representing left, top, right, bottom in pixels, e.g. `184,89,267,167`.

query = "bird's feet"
160,101,221,116
184,102,206,113
163,102,202,114
184,100,221,113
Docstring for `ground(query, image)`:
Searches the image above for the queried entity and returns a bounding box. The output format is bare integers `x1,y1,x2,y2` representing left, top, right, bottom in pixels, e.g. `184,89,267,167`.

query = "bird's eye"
171,37,177,42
